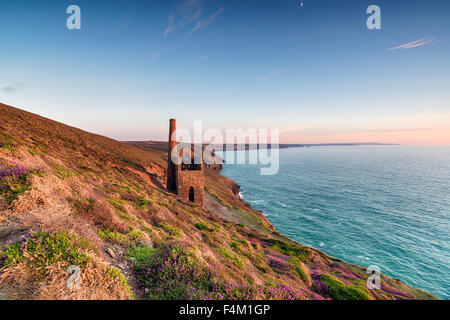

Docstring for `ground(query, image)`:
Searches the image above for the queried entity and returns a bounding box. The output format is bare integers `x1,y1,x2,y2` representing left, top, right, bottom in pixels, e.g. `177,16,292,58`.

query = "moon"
300,2,304,7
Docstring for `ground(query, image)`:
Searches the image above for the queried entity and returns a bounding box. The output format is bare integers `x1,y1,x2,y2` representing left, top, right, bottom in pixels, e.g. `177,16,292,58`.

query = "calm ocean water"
220,146,450,299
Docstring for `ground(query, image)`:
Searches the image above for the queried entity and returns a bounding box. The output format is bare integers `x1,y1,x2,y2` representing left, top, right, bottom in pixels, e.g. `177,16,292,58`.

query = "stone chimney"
167,118,177,192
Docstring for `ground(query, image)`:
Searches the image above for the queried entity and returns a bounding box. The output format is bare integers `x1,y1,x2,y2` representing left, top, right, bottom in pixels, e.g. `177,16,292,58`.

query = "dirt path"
204,192,282,239
204,193,240,223
204,192,306,246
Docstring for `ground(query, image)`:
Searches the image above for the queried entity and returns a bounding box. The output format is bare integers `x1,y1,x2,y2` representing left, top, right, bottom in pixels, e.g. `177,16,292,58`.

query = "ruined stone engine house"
166,118,204,208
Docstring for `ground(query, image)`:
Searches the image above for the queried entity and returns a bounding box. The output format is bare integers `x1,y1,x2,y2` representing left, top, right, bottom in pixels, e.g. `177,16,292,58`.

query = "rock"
106,248,116,258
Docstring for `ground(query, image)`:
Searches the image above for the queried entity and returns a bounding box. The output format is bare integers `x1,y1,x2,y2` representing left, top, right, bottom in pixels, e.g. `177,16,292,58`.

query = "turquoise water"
220,146,450,299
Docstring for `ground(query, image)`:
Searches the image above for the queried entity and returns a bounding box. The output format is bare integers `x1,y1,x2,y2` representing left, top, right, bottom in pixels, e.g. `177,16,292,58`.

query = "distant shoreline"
125,141,400,151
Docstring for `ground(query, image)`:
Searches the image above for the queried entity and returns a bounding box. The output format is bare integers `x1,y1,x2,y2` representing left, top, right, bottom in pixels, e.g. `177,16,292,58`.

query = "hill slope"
0,103,436,300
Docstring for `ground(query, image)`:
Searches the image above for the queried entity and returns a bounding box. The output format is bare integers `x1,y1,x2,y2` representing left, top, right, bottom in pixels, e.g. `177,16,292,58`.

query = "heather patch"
0,162,32,205
0,229,92,272
267,252,290,273
0,229,131,300
133,242,303,300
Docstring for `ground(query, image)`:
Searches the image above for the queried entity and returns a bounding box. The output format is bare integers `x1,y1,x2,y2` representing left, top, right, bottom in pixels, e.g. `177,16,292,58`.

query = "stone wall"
177,167,204,208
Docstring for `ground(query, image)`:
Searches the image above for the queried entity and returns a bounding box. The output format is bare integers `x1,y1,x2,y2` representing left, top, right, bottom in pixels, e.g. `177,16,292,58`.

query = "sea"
219,146,450,299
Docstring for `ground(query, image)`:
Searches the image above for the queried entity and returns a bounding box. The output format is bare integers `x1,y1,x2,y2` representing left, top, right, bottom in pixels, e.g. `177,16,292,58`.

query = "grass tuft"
320,274,372,300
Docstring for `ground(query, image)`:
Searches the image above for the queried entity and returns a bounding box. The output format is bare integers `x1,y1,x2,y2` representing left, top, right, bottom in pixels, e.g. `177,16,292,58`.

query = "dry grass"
0,258,131,300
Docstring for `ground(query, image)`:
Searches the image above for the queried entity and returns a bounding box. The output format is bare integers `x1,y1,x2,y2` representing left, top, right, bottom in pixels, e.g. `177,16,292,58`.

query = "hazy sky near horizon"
0,0,449,144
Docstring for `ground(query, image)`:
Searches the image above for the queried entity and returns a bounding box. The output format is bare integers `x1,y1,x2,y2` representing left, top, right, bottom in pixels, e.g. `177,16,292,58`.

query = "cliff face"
0,103,436,300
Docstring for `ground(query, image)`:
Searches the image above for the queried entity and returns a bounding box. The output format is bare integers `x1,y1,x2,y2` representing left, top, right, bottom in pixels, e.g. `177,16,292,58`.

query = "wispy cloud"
150,51,162,63
200,54,211,60
163,14,175,38
255,69,287,82
164,0,223,37
0,83,25,94
388,37,436,50
189,7,224,35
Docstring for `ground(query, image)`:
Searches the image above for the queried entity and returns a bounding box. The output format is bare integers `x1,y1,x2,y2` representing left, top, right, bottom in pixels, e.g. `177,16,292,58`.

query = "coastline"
215,148,442,300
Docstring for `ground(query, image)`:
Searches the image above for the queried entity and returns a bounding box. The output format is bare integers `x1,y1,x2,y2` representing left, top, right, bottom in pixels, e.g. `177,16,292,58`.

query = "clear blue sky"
1,0,449,143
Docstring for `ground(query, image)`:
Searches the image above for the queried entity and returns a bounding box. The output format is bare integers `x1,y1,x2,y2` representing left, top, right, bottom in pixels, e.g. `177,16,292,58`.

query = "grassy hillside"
0,103,436,300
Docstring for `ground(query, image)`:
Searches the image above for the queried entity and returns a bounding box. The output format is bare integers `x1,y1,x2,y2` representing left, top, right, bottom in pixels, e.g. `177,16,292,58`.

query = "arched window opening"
189,187,195,202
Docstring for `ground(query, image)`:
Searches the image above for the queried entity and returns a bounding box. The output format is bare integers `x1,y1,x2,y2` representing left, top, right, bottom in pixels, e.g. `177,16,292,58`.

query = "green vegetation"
194,222,214,232
134,243,302,300
107,265,130,289
320,274,372,300
107,199,126,212
1,144,16,151
97,228,143,246
125,246,156,267
0,163,32,205
215,247,243,268
288,257,311,285
135,197,153,210
159,223,181,237
70,198,95,216
0,174,30,205
0,230,92,271
265,238,311,262
53,164,77,179
0,131,17,151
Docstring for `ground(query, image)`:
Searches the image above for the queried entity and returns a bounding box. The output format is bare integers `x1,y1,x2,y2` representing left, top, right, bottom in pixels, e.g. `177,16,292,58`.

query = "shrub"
0,162,32,205
134,242,220,300
267,254,290,273
135,197,153,210
264,239,311,262
215,247,243,268
134,243,303,300
320,274,372,300
159,223,180,237
0,229,92,271
229,241,240,250
195,223,214,232
288,258,311,286
70,198,95,216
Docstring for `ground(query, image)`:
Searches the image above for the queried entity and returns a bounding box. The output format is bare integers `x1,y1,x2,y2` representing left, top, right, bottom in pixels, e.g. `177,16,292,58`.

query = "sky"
0,0,449,144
